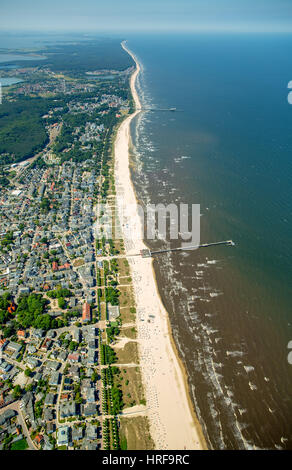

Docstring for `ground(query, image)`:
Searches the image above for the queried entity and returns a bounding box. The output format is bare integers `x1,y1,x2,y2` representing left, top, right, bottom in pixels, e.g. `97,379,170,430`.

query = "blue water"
0,53,45,63
0,77,23,87
129,33,292,449
0,65,18,69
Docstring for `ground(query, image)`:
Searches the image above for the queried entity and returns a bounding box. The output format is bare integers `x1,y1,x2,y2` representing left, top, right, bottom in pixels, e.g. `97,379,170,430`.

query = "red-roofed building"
17,330,26,340
0,393,4,407
59,262,71,271
52,261,58,271
82,302,91,322
68,353,80,363
61,393,70,400
41,338,52,351
35,434,43,445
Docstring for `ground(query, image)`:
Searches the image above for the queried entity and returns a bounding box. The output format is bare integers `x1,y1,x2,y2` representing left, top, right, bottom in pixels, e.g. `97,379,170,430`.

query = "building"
44,408,54,422
60,402,77,419
46,422,55,435
45,360,60,371
5,341,22,354
0,409,16,426
67,353,80,363
35,434,44,446
86,424,97,440
82,403,97,417
44,393,56,406
0,362,12,375
49,372,60,387
43,434,54,450
52,262,58,271
72,426,84,441
82,302,91,322
41,338,52,351
26,357,39,369
17,330,26,340
86,388,96,403
108,304,120,321
31,329,44,339
57,426,70,447
68,365,79,380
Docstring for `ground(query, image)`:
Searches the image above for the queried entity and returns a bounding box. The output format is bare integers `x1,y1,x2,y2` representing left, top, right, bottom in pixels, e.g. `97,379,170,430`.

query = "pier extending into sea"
138,107,178,112
140,240,235,258
77,240,235,268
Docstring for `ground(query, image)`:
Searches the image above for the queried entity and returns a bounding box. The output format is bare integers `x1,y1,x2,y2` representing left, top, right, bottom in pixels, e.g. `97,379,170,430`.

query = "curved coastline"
114,40,207,450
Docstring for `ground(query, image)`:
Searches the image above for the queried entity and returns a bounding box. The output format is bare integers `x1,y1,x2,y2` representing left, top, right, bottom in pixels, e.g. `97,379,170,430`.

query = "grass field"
119,306,136,323
115,341,139,364
119,416,154,450
115,366,145,408
11,438,29,450
120,326,137,339
117,258,130,277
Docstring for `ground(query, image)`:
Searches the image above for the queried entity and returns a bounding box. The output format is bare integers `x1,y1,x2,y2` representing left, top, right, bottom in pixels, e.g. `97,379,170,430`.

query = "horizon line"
1,28,292,35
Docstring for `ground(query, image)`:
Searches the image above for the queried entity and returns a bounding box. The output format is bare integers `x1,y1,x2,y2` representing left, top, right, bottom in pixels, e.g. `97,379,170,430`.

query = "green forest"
1,39,134,76
0,98,51,165
0,292,66,333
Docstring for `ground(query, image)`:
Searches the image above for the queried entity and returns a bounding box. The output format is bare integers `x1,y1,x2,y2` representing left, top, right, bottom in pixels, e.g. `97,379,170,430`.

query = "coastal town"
0,38,206,453
0,48,153,450
2,0,292,457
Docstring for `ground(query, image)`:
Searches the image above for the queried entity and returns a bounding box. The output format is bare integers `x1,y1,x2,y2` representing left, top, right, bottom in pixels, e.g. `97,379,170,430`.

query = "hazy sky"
1,0,292,33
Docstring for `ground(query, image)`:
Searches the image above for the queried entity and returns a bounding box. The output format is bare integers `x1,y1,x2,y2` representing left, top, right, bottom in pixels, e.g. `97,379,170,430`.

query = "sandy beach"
113,41,207,450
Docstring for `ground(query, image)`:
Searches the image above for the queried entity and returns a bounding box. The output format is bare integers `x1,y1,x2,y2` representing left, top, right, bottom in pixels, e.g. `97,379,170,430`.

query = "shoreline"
114,40,207,450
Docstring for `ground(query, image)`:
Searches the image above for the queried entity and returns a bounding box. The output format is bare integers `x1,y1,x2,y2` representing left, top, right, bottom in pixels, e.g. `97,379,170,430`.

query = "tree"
91,370,98,382
13,385,22,399
3,326,14,338
69,341,78,352
58,297,66,309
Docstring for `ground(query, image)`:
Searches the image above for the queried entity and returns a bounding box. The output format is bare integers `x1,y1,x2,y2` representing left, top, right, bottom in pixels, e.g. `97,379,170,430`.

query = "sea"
0,77,23,87
128,33,292,450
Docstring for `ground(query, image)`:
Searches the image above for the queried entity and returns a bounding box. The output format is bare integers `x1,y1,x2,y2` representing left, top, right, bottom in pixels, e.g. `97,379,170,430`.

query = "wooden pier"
140,240,235,258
